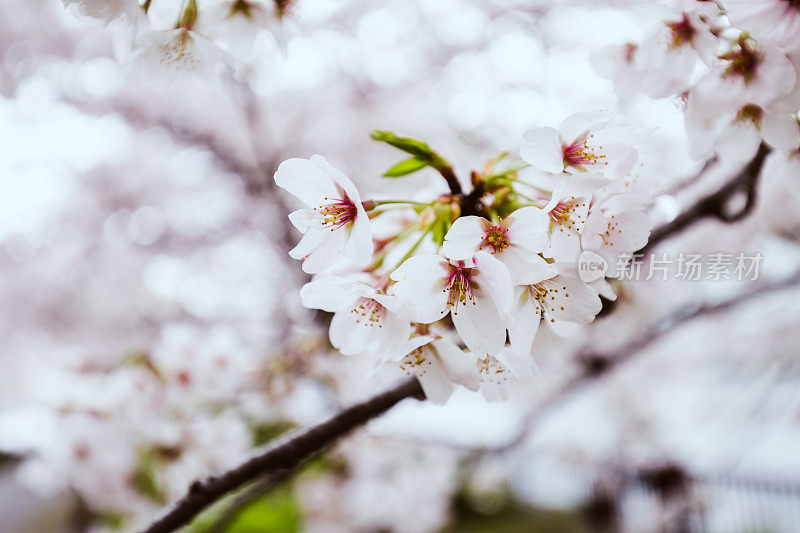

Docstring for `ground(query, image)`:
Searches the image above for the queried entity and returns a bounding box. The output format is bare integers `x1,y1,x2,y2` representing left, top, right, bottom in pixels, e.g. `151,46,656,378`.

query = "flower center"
315,194,358,230
666,13,695,48
720,39,762,84
480,225,510,254
350,297,385,327
562,134,607,171
444,262,476,314
478,357,509,385
735,104,763,128
549,196,586,232
527,281,570,323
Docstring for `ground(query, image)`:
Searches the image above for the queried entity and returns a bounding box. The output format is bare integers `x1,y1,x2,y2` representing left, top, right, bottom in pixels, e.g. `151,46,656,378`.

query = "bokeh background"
2,0,800,531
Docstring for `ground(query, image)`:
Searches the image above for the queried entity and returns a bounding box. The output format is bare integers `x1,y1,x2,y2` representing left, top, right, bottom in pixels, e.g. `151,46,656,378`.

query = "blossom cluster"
275,124,653,403
593,0,800,185
60,0,290,74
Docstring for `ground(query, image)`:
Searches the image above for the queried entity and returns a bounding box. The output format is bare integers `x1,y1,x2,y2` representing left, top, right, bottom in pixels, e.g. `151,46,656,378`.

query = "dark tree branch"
641,143,770,254
140,378,424,533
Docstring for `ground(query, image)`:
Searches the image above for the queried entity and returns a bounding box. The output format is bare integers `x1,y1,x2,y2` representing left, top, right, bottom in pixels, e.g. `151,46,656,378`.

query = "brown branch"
140,378,424,533
641,143,769,254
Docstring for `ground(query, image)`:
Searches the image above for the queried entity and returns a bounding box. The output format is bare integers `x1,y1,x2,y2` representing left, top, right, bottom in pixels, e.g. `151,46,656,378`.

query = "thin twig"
642,144,770,254
140,378,424,533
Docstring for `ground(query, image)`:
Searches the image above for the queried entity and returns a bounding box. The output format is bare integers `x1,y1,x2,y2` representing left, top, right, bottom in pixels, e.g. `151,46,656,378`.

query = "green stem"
392,223,433,270
374,200,432,207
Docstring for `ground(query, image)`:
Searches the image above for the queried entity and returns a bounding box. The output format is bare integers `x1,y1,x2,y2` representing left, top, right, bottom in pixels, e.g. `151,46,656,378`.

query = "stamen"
481,225,510,254
562,133,607,171
443,262,477,314
314,192,358,230
349,297,385,327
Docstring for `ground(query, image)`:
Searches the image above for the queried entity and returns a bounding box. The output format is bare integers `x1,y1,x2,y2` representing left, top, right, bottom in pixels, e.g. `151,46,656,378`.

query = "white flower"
195,0,285,60
635,12,718,98
582,185,652,267
508,264,602,357
723,0,800,48
477,348,537,402
591,43,646,105
440,206,550,284
61,0,138,22
135,28,233,81
394,334,478,404
275,156,373,273
390,251,512,358
521,113,638,179
693,37,796,109
301,274,410,359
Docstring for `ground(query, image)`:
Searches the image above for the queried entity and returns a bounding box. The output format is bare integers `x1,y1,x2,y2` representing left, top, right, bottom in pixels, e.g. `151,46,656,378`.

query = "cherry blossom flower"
591,43,645,105
390,251,512,358
693,36,796,109
195,0,286,60
440,206,550,283
301,274,410,359
135,28,233,81
723,0,800,48
635,11,718,97
477,348,537,401
274,156,373,273
394,333,478,404
508,264,602,357
521,113,638,179
61,0,138,22
582,185,652,267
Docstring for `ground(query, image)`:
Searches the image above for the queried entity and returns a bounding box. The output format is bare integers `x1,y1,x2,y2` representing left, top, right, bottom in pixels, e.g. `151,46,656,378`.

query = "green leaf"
383,157,429,177
370,131,435,160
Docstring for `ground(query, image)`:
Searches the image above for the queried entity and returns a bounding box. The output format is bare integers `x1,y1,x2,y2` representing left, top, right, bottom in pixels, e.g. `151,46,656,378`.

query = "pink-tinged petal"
508,288,542,357
311,155,362,204
432,337,480,391
297,227,349,274
762,113,800,153
274,157,339,208
299,276,360,312
505,206,549,252
344,210,373,266
452,293,507,357
472,251,513,315
441,216,487,261
390,255,450,323
521,127,564,174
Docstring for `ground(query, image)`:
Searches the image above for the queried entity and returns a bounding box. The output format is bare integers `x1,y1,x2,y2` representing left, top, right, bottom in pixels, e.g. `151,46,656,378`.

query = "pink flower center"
350,297,385,327
562,134,607,171
480,225,510,254
666,13,695,48
549,196,586,233
315,193,358,230
444,262,476,314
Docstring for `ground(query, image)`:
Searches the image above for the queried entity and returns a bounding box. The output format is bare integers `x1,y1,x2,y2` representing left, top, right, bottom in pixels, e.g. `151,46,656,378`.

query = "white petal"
472,251,513,315
297,227,349,274
311,155,362,204
299,276,360,312
432,338,479,391
441,216,486,260
508,289,542,357
452,294,507,357
521,127,564,174
505,206,549,252
390,255,450,323
762,113,800,153
344,209,373,266
274,157,339,208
